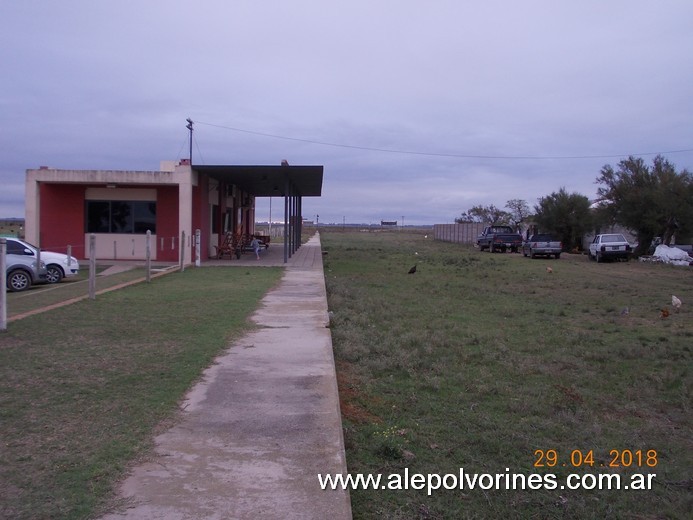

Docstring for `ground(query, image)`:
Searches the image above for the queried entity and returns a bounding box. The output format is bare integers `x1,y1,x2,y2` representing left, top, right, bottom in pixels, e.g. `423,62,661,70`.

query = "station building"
24,159,323,264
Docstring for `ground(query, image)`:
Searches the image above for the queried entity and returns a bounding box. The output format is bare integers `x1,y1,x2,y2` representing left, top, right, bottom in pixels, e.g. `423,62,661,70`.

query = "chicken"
408,264,417,274
672,295,682,312
546,266,553,273
660,308,670,319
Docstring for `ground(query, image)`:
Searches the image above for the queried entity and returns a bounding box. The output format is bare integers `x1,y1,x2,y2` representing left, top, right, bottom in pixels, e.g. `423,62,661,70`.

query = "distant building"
0,218,25,238
25,160,323,263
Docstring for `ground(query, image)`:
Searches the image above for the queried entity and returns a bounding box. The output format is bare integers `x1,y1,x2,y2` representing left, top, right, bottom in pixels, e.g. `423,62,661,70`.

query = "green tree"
595,155,693,255
505,199,532,229
534,188,592,251
456,204,510,224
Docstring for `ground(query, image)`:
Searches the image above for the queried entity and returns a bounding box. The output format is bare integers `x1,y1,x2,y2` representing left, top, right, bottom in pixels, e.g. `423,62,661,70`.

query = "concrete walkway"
101,233,352,520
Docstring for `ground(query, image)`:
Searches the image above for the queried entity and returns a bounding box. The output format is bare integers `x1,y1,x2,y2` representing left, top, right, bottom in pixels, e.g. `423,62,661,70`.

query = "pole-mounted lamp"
185,118,193,164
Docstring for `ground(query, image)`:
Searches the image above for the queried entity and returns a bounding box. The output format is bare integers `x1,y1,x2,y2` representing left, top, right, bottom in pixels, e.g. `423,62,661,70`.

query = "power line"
195,120,693,161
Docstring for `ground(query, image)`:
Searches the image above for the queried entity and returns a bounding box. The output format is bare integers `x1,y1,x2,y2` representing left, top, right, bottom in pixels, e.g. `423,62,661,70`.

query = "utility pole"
186,118,193,163
269,197,272,236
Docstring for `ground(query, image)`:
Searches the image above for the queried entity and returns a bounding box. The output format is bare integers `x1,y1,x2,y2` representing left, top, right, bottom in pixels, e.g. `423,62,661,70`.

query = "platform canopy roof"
193,165,323,197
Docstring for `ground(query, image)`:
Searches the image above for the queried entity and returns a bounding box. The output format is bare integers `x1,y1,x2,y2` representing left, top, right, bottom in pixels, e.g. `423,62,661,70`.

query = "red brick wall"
39,184,86,256
156,185,179,262
37,183,184,261
192,177,211,259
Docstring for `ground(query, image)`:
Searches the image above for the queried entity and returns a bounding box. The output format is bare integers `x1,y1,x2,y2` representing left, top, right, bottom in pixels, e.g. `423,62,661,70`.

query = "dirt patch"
335,360,382,424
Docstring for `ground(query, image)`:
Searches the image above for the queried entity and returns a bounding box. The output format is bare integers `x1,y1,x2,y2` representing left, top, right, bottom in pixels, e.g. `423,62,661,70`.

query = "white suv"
588,234,632,263
5,238,80,283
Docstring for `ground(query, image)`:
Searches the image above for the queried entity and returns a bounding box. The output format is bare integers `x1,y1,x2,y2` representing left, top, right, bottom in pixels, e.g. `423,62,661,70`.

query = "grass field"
4,265,166,318
321,229,692,519
0,266,283,519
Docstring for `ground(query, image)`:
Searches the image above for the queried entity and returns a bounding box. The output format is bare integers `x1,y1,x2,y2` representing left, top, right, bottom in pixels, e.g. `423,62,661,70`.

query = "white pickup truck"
588,234,632,262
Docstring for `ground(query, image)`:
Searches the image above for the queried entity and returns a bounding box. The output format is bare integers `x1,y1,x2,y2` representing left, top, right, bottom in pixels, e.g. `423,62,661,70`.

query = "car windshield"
601,234,626,243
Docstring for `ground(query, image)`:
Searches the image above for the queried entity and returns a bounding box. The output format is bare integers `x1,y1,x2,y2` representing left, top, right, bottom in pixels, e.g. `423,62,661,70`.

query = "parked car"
522,234,562,259
588,234,632,262
5,238,79,283
5,254,47,292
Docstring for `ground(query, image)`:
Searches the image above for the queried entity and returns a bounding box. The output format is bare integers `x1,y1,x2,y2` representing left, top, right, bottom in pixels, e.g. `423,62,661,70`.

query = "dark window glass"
133,202,156,233
110,201,133,233
86,201,111,233
212,205,219,234
6,239,31,255
85,200,156,234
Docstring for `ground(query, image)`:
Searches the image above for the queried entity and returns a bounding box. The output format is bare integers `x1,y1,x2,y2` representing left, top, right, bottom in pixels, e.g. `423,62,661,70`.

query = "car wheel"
46,265,64,283
530,251,537,259
7,269,32,292
596,252,602,263
555,253,561,259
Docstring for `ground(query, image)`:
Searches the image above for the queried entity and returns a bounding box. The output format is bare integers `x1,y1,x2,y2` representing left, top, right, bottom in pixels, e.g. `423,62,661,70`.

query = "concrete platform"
101,233,351,520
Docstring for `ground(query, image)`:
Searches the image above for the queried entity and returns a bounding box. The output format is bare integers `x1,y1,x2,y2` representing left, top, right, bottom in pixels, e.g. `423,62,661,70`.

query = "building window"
85,201,156,234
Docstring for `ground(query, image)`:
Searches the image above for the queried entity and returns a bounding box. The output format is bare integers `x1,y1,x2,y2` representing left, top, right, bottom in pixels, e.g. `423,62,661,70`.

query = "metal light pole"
186,118,193,163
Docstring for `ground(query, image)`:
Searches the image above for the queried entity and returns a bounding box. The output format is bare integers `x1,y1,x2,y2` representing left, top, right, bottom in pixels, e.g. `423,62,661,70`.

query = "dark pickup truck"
477,225,523,253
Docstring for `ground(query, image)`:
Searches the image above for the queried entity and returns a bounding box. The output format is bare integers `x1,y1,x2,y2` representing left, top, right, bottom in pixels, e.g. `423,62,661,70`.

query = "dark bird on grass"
408,264,417,274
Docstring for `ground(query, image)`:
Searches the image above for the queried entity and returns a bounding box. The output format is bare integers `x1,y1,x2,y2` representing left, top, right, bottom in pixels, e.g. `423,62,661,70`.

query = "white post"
146,230,152,283
0,239,7,332
179,230,186,272
89,234,96,300
195,229,201,267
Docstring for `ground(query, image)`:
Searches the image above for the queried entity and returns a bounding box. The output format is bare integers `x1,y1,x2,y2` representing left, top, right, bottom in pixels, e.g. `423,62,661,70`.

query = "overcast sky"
2,1,692,225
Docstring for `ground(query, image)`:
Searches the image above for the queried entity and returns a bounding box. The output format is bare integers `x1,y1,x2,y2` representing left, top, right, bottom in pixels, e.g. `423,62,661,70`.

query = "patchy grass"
322,229,692,520
4,265,166,318
0,266,283,519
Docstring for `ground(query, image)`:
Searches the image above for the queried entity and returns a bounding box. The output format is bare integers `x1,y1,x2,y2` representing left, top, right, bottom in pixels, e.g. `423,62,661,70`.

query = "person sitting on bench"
250,237,261,260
